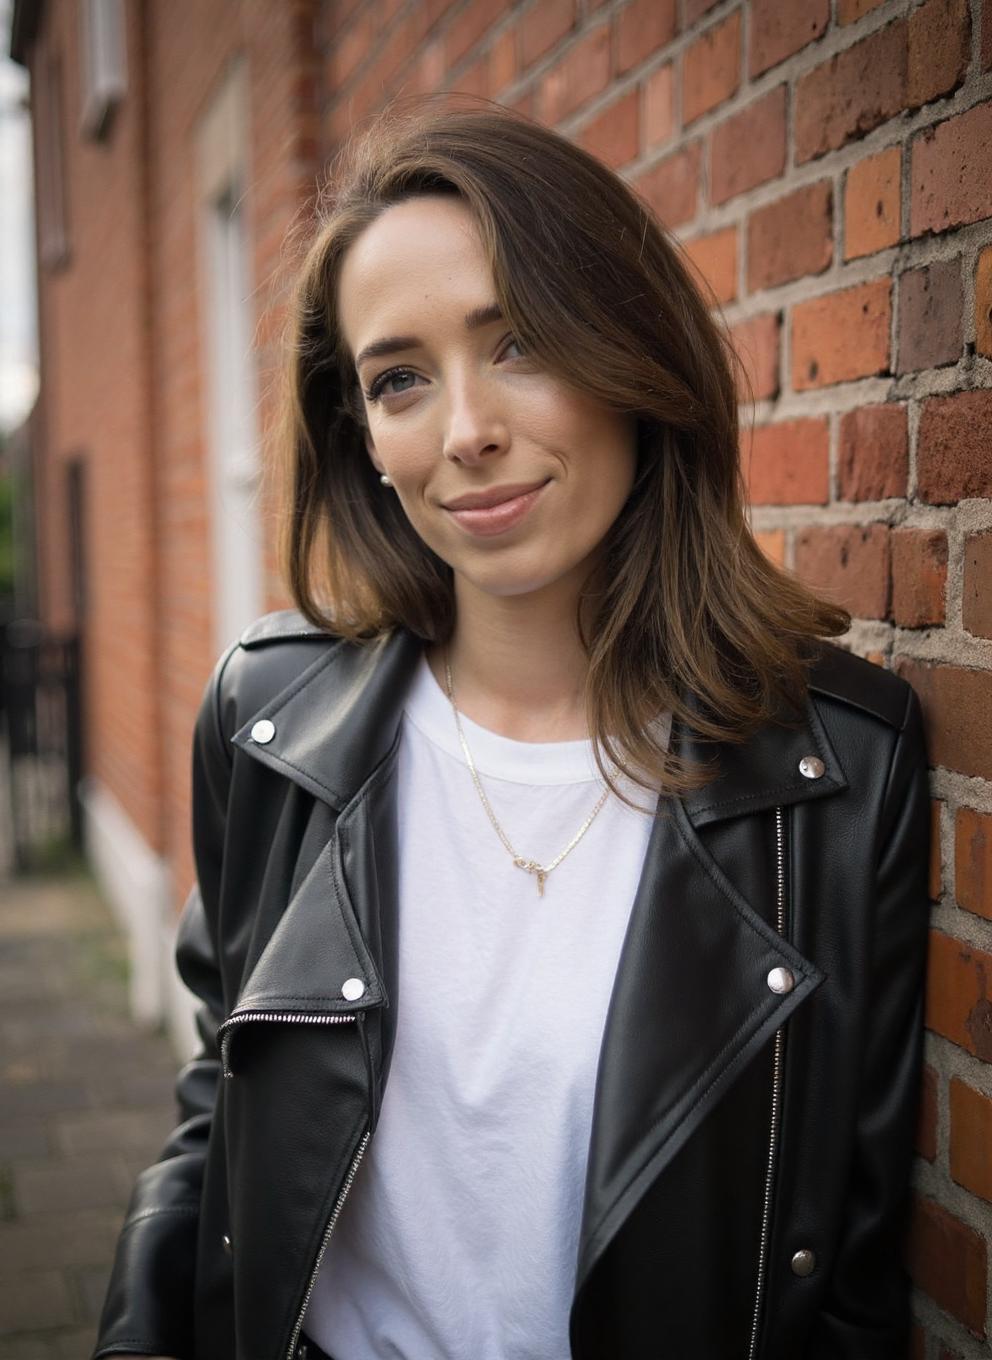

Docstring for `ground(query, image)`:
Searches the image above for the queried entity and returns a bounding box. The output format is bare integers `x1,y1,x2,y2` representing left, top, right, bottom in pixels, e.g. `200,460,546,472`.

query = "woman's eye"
364,336,527,405
366,368,420,402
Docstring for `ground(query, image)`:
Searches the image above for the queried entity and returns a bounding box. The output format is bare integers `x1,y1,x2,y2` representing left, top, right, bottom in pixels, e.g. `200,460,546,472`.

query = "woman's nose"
441,377,510,466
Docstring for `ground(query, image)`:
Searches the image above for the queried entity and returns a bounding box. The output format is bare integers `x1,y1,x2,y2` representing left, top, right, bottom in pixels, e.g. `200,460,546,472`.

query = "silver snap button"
222,1233,233,1254
791,1247,816,1276
767,966,795,994
250,718,276,745
341,977,366,1001
798,754,825,779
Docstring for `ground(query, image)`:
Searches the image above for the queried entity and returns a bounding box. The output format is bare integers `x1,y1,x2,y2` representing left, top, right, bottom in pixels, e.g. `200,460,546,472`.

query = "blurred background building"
5,2,992,1349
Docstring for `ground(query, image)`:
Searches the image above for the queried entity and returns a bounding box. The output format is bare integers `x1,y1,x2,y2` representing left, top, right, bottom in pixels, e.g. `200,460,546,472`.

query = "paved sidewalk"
0,872,180,1359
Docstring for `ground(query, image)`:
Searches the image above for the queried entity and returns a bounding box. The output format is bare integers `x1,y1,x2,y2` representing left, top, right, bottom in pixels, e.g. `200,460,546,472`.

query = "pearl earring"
380,473,393,487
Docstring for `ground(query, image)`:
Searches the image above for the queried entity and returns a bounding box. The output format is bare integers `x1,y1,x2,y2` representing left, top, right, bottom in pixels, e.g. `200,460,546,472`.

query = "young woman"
95,98,930,1360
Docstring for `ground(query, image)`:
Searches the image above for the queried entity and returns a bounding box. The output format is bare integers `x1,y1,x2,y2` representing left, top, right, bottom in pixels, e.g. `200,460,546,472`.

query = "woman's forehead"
338,198,495,356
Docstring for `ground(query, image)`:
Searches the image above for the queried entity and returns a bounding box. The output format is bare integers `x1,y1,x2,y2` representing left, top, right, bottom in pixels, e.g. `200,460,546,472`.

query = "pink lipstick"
443,480,549,538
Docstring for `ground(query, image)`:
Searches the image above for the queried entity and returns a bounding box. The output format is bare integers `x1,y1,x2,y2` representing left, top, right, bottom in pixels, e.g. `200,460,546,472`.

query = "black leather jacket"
94,609,931,1360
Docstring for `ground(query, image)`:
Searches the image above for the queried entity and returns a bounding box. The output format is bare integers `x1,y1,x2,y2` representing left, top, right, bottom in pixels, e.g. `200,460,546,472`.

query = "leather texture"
93,610,931,1360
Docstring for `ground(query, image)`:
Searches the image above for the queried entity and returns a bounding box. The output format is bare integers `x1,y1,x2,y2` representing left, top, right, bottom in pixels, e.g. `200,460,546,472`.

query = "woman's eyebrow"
353,302,504,371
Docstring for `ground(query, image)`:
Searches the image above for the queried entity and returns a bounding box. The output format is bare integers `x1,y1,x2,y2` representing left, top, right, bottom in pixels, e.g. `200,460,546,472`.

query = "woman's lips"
444,481,549,537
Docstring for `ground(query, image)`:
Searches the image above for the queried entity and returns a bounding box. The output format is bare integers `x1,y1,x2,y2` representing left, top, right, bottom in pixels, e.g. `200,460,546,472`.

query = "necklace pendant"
513,857,546,897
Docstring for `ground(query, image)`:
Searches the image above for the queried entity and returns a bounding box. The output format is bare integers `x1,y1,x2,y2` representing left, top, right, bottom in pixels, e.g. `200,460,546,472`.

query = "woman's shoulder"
199,609,347,749
804,637,919,735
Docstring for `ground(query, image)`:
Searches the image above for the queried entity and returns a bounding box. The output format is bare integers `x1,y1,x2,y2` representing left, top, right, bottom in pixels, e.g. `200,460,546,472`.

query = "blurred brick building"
10,2,992,1351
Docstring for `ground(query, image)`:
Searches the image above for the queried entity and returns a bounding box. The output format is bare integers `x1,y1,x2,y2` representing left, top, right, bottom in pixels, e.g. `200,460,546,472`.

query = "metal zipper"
747,804,787,1360
217,1008,373,1357
218,1010,357,1080
285,1129,371,1360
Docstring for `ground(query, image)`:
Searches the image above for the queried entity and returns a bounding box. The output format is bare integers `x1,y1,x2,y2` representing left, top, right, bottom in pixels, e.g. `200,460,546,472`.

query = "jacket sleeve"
805,683,931,1359
93,646,237,1360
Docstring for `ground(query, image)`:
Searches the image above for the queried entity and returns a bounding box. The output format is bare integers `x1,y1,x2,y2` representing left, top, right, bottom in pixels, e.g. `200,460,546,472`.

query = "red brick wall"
318,0,992,1351
31,0,163,851
28,1,318,888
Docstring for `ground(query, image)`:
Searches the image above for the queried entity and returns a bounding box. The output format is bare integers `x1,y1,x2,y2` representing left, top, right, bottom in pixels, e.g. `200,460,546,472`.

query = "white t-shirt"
304,654,665,1359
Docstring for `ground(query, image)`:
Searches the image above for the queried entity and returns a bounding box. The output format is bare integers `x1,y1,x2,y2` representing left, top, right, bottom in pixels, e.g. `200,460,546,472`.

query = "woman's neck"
427,576,593,743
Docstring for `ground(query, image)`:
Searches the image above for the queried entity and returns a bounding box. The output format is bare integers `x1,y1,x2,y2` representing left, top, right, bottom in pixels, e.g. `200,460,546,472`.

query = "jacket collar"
230,624,848,826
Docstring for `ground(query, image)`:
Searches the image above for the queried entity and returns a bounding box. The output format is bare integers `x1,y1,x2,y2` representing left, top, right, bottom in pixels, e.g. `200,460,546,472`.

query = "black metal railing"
0,619,83,873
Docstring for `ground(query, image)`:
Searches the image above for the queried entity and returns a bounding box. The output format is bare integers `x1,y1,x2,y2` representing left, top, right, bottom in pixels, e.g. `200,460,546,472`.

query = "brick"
897,261,962,374
615,0,677,76
684,226,737,305
838,0,886,20
912,102,992,237
794,523,890,619
519,0,575,69
536,22,611,123
746,181,833,292
838,404,908,501
930,800,944,902
963,531,992,640
749,0,829,78
578,88,639,169
792,278,891,390
898,659,992,784
949,1077,992,1203
328,10,377,88
742,418,830,505
643,63,675,149
2,1081,90,1119
489,26,516,92
844,146,901,261
728,312,781,402
975,246,992,359
753,529,785,567
956,806,992,920
55,1107,174,1158
906,1193,988,1335
682,11,740,126
915,1062,938,1161
710,86,787,207
444,0,508,68
917,390,992,503
795,20,906,164
453,49,491,96
404,40,446,99
356,11,417,96
890,529,947,628
634,141,701,228
13,1156,130,1216
907,0,970,109
78,1261,113,1323
0,1269,75,1331
685,0,720,21
0,1211,123,1271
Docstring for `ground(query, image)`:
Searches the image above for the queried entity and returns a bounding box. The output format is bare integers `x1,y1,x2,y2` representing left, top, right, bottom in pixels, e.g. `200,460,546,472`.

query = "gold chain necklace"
443,651,610,897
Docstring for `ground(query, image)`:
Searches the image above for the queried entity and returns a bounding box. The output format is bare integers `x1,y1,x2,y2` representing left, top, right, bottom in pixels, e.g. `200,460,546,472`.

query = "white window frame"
39,52,70,270
196,58,265,653
79,0,127,139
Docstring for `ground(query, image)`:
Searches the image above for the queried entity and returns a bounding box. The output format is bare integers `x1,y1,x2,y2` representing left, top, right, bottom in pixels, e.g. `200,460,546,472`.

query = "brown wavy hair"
277,94,850,802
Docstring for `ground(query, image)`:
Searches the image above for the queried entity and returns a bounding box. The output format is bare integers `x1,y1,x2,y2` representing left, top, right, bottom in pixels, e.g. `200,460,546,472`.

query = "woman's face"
337,195,638,604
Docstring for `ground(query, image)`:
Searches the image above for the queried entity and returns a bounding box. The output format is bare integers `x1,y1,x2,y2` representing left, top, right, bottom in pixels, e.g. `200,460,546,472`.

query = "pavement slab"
0,873,179,1358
